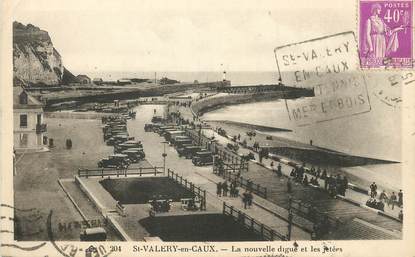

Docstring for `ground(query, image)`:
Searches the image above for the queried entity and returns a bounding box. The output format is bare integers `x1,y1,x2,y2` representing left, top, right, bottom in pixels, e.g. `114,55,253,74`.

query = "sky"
12,0,355,73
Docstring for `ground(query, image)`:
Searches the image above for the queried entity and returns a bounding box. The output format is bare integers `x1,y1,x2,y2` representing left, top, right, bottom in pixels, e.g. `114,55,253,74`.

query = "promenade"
168,104,402,240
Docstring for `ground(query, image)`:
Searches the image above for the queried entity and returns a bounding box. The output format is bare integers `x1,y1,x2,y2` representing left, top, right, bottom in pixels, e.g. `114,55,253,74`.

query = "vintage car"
177,145,203,158
151,116,164,123
121,148,145,162
114,140,143,153
164,130,186,142
80,227,107,241
106,135,133,146
97,154,130,168
157,126,179,135
192,151,213,166
173,138,193,149
144,123,161,132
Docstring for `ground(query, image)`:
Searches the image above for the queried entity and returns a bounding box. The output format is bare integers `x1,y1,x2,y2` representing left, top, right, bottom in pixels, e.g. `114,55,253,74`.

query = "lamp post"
161,141,168,175
287,196,293,240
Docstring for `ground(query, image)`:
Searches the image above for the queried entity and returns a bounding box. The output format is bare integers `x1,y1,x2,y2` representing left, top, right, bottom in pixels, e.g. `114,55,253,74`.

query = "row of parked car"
99,115,146,169
145,121,213,166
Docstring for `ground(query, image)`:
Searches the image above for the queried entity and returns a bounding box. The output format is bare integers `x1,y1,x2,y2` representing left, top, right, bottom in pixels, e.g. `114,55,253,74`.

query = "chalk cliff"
13,21,76,86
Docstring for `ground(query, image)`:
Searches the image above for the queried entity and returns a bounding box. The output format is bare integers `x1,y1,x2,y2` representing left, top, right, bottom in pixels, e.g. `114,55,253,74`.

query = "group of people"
289,165,348,198
242,190,253,209
370,182,403,210
216,181,239,198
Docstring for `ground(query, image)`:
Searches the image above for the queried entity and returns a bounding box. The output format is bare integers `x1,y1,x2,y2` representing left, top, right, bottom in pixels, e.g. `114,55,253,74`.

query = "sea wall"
191,91,304,116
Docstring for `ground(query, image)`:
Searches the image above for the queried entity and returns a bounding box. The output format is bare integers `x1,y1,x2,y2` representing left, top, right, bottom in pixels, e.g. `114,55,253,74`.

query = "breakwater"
191,87,313,116
43,81,229,109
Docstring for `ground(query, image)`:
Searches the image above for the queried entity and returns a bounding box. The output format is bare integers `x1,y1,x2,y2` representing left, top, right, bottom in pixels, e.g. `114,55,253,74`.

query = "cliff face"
13,21,75,86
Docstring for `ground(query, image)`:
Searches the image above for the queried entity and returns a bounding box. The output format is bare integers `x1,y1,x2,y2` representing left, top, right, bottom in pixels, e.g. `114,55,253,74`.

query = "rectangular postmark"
359,0,413,68
274,32,371,126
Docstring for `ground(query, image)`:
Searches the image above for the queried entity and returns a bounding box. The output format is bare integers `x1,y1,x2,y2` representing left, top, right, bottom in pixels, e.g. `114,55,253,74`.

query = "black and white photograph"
0,0,414,256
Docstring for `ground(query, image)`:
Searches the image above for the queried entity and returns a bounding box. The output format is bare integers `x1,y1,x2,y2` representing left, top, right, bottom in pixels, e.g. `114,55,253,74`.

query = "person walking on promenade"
316,167,321,178
370,182,378,198
379,190,388,203
247,191,253,208
389,192,397,210
270,161,274,170
216,182,222,197
287,178,292,193
321,169,327,180
290,168,296,177
324,175,329,191
303,175,309,186
341,176,348,196
222,181,229,197
398,190,403,207
399,210,403,221
242,191,248,209
277,163,282,177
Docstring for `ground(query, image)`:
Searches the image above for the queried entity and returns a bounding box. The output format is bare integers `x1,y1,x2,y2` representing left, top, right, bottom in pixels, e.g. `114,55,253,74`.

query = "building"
92,78,104,85
13,86,48,152
76,74,91,84
117,79,132,85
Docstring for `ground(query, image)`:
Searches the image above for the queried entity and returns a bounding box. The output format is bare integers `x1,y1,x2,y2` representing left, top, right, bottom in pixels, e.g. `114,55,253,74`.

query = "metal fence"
167,169,206,211
78,166,164,178
222,202,286,241
289,198,342,230
213,167,267,199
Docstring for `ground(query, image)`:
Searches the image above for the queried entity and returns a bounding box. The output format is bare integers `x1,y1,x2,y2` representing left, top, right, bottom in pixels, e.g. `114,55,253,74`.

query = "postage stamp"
358,0,413,68
274,32,371,126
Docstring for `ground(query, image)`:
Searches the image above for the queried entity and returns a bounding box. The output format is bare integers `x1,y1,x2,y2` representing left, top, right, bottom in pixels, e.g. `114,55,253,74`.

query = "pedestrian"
216,182,222,197
303,175,309,186
370,182,378,198
277,163,282,177
242,191,248,209
324,175,329,191
398,210,403,221
287,178,292,193
247,191,253,208
342,176,348,196
321,169,327,180
316,168,321,178
222,181,228,197
290,168,296,177
389,192,397,210
379,190,388,203
398,190,403,207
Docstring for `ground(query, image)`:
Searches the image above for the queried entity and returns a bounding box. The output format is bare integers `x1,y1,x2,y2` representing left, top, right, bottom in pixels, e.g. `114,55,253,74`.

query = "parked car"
177,145,203,158
97,154,130,168
192,151,213,166
174,138,193,149
164,130,186,142
80,227,107,241
151,116,164,123
114,140,143,153
121,148,145,162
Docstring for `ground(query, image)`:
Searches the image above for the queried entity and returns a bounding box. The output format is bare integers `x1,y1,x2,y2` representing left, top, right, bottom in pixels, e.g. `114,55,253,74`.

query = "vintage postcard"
0,0,414,257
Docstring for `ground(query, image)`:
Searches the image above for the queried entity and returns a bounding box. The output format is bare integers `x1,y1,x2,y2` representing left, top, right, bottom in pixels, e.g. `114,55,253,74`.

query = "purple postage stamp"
359,0,413,68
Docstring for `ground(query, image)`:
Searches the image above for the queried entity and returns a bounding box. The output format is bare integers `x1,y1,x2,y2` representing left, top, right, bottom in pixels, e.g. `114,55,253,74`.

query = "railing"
78,166,164,178
289,198,342,231
36,123,47,133
214,167,267,199
167,169,206,211
222,202,286,241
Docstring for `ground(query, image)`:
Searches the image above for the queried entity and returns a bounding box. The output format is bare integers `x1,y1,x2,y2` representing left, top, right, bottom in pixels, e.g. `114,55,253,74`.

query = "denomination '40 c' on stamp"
359,0,413,68
274,32,371,126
